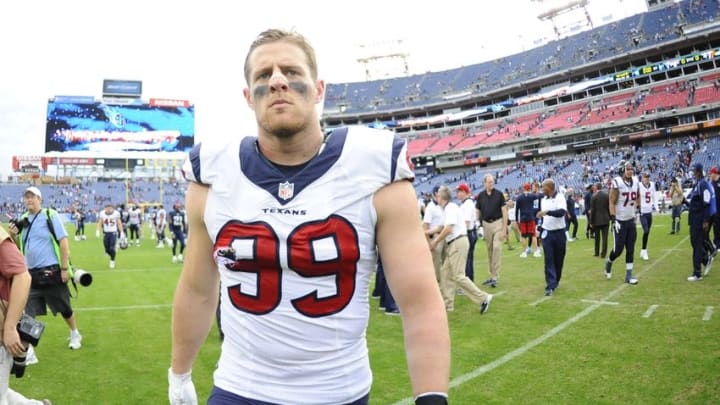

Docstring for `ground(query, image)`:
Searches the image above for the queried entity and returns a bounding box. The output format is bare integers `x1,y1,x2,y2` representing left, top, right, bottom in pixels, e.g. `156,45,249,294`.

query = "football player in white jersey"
96,203,123,269
169,29,450,405
605,161,640,284
128,204,143,246
155,205,170,248
638,172,658,260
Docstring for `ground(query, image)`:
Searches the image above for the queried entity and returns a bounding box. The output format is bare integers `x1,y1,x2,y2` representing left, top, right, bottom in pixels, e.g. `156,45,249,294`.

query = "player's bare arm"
171,182,219,374
609,188,619,217
374,180,450,397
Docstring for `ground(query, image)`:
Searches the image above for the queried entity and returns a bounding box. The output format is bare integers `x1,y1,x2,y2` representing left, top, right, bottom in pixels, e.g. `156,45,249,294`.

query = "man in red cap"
515,183,541,258
456,183,477,281
710,166,720,252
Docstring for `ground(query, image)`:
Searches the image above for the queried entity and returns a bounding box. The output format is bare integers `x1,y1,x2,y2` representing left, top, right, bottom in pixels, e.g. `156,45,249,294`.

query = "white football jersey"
612,175,640,221
99,210,120,233
156,208,167,227
182,126,413,404
129,208,142,225
639,181,657,214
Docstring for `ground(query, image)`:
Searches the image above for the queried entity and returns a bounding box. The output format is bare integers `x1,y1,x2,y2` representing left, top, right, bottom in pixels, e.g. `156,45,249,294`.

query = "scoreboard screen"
45,100,195,153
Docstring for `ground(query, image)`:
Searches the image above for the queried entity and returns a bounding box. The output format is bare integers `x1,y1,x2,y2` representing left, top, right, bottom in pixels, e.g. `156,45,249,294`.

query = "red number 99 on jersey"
214,215,361,318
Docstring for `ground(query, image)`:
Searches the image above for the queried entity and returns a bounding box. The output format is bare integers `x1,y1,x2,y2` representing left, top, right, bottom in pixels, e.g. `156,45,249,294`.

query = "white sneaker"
81,235,86,240
533,250,542,258
640,250,649,261
25,345,38,365
68,332,82,350
109,260,115,269
172,256,178,264
156,243,164,249
687,275,703,281
626,278,639,285
178,254,183,262
520,252,528,258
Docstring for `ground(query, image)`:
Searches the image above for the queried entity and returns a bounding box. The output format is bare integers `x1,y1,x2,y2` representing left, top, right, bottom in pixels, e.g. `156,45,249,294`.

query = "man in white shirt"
536,179,567,296
430,186,492,314
423,186,446,283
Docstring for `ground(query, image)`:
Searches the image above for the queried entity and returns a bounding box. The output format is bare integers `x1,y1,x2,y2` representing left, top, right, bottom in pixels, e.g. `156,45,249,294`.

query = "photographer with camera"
0,215,52,404
8,187,82,359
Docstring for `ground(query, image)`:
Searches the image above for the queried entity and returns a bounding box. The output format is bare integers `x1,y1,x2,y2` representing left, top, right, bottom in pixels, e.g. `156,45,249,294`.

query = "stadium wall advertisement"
45,100,195,153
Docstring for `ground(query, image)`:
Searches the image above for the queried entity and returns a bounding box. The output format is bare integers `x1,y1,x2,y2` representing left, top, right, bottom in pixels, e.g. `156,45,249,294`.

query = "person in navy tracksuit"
536,179,567,296
686,163,717,281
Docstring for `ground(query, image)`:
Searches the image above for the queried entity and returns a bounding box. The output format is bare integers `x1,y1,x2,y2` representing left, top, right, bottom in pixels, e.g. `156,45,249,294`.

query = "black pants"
594,225,609,257
465,229,477,281
566,216,578,238
713,214,720,249
690,222,711,277
640,213,653,250
609,219,636,264
542,229,566,290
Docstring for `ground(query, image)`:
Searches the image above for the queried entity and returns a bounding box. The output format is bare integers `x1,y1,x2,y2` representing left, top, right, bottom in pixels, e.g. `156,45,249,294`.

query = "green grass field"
9,217,719,404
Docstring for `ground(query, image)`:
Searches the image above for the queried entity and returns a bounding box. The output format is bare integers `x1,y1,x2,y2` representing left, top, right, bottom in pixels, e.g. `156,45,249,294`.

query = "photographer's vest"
18,209,74,279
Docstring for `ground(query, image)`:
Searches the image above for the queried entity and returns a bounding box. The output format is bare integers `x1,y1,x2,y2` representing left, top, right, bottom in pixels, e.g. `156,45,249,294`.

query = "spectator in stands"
475,174,508,288
431,186,492,314
536,179,567,296
516,183,541,258
423,186,446,283
455,183,477,281
669,178,685,235
590,182,611,259
565,188,578,242
686,163,717,281
8,186,83,361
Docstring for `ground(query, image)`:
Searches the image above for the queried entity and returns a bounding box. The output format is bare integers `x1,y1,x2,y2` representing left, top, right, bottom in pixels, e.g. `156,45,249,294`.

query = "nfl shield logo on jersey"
278,181,294,200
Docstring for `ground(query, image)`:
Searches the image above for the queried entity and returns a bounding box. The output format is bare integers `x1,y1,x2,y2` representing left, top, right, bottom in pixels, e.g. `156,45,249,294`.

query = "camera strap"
20,213,40,253
43,209,79,298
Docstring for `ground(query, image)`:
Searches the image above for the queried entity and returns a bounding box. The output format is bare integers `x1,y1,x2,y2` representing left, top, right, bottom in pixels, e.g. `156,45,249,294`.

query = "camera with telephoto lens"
10,344,28,378
9,216,29,233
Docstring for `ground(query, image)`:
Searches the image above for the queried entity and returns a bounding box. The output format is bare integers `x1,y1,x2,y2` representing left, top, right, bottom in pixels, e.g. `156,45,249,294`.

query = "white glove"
120,232,126,239
168,368,197,405
613,220,621,233
96,229,100,238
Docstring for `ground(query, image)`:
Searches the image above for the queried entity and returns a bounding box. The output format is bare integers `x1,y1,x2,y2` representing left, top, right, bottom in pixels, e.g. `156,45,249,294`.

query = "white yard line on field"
642,304,659,318
390,236,689,405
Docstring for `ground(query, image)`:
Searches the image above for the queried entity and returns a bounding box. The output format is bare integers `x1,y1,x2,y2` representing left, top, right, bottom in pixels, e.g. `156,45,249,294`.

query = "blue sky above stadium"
0,0,648,178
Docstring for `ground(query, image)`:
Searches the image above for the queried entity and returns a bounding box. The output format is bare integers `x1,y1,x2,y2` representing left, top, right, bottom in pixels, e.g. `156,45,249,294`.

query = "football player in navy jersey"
169,203,187,263
169,29,449,405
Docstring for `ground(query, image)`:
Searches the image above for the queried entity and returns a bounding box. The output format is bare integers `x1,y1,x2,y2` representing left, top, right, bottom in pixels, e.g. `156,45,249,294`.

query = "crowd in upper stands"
324,0,720,115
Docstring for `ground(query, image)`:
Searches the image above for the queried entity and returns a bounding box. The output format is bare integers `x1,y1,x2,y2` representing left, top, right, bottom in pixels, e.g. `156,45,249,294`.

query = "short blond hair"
244,28,319,84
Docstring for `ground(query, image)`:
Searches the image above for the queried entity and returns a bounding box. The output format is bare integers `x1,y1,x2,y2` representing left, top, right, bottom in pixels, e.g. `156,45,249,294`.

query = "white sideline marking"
76,304,171,312
703,306,714,321
529,296,552,306
493,291,506,297
390,236,688,405
581,299,619,306
642,304,659,318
